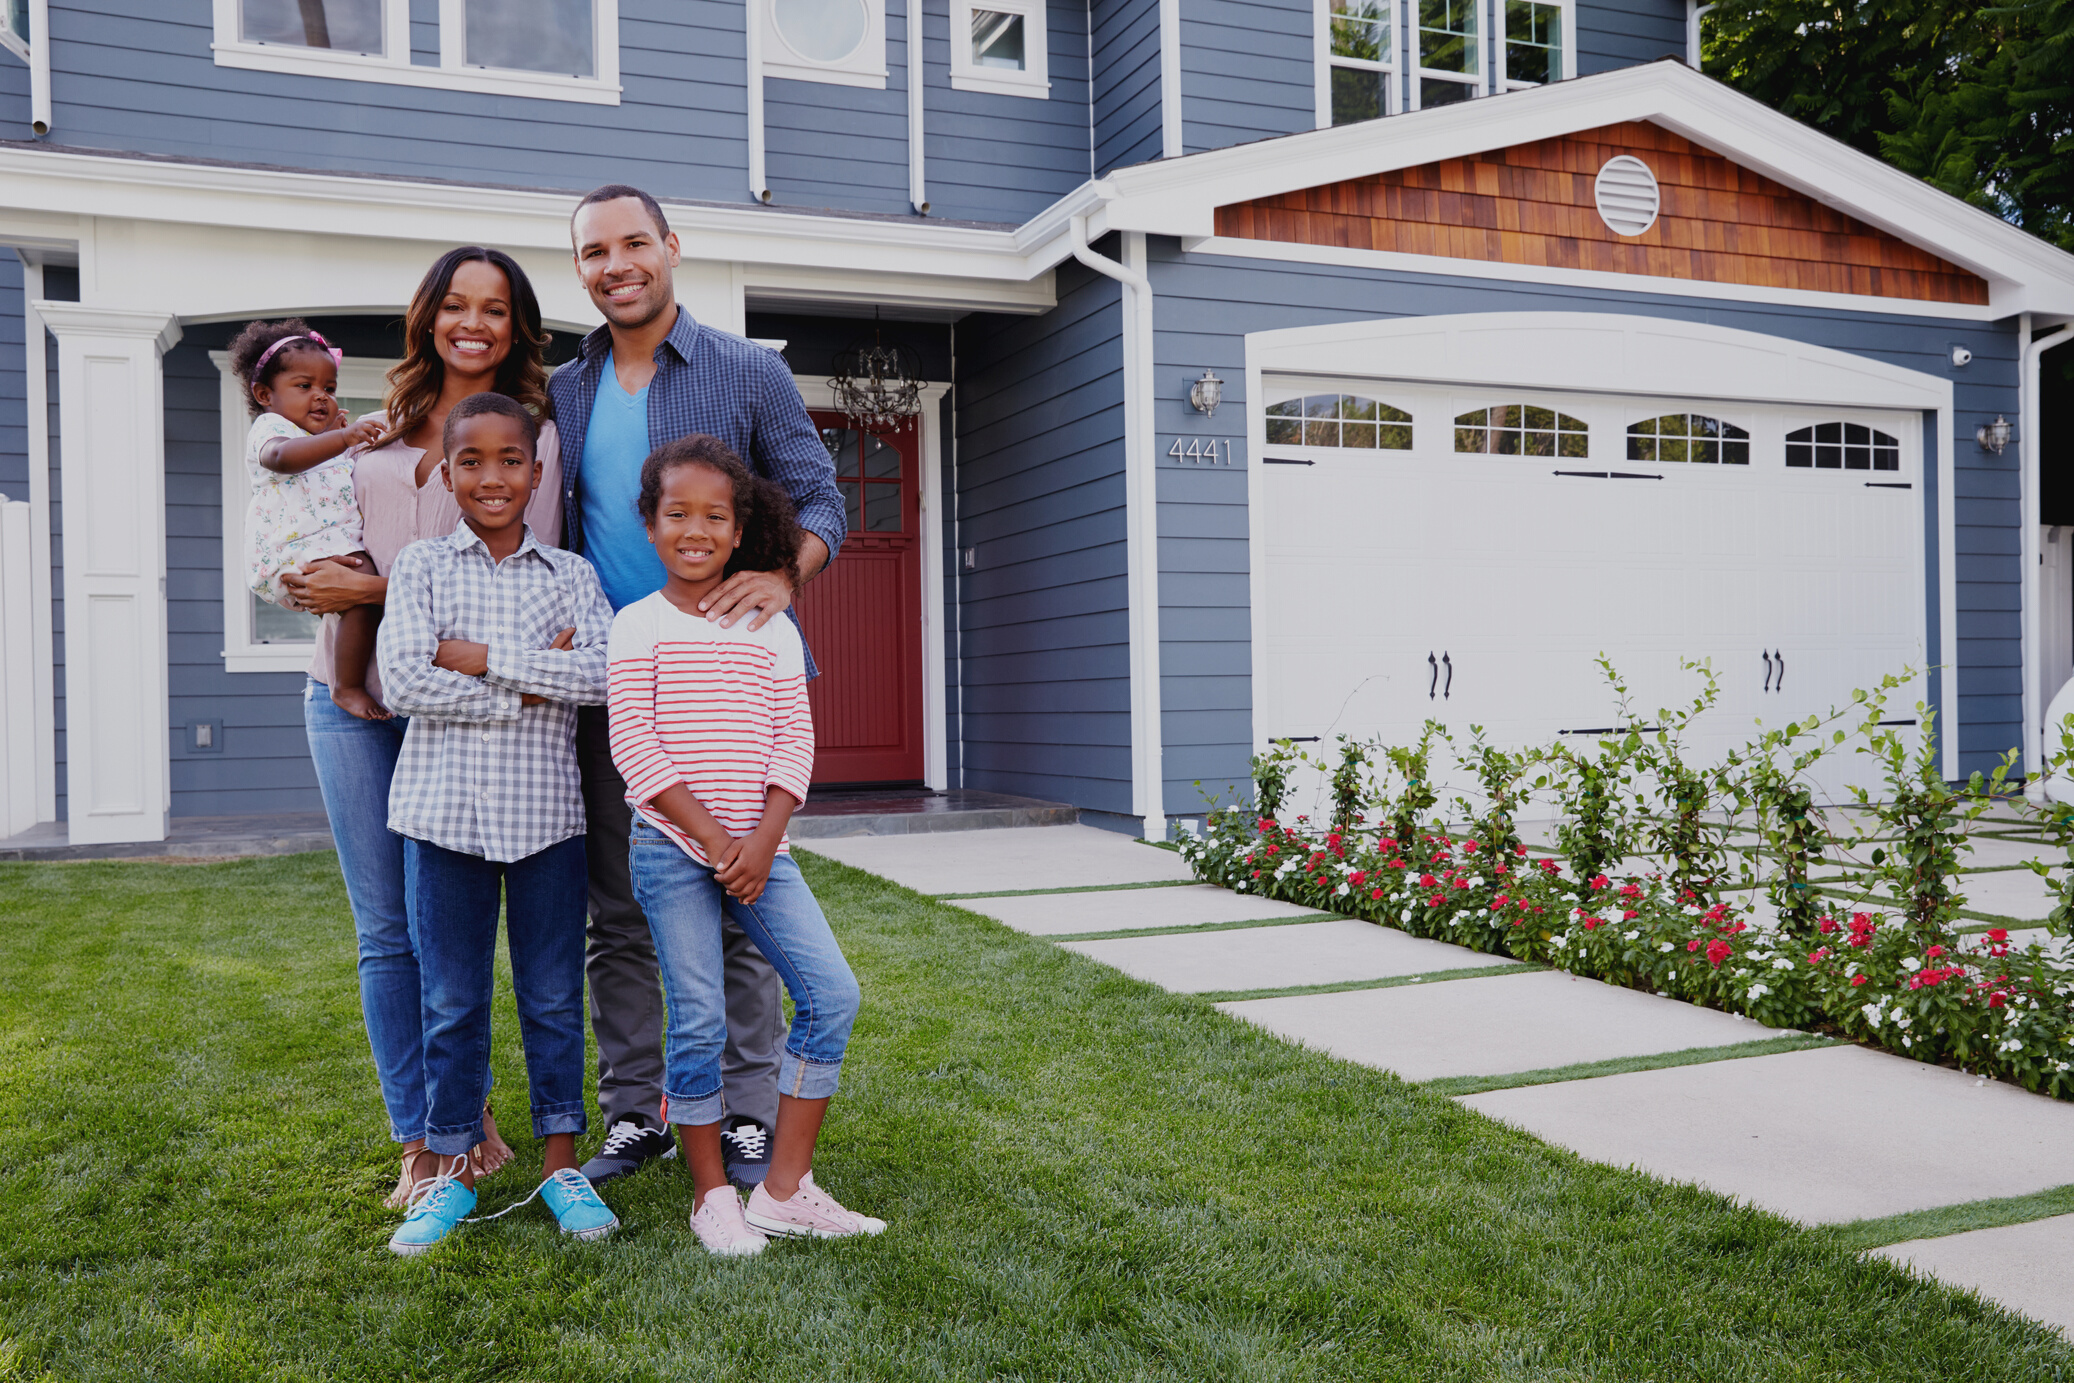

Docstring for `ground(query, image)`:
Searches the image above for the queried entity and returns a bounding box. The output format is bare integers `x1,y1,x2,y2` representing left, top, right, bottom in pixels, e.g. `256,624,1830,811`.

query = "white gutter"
1158,0,1181,157
1685,1,1715,67
2023,314,2074,794
1068,214,1166,838
907,0,927,212
29,0,49,135
746,0,771,203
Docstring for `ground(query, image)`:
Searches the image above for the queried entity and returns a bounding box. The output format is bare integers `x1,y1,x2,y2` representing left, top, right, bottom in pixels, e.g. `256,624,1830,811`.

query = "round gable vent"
1594,155,1661,237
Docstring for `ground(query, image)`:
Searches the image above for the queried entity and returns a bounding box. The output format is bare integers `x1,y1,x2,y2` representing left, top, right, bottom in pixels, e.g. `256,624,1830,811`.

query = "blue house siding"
952,254,1134,812
1180,0,1316,155
0,253,24,500
923,0,1099,221
1093,0,1166,173
1574,0,1687,75
1144,240,2021,788
35,0,753,205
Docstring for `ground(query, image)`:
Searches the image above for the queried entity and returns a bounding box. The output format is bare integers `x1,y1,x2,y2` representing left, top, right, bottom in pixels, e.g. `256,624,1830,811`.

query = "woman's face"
430,259,515,385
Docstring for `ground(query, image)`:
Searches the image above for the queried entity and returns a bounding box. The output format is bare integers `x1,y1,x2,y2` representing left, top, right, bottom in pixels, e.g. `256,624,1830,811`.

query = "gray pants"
577,704,783,1131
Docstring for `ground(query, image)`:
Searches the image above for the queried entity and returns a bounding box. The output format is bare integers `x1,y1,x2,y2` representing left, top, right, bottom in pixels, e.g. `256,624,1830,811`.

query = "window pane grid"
1454,404,1587,457
1264,394,1412,449
1503,0,1559,85
1626,413,1749,465
824,426,906,530
1786,422,1900,471
972,9,1026,68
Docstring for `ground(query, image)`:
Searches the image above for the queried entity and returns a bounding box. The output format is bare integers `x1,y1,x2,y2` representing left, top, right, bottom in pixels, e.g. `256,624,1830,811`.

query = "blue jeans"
404,834,591,1157
304,680,424,1143
628,821,860,1125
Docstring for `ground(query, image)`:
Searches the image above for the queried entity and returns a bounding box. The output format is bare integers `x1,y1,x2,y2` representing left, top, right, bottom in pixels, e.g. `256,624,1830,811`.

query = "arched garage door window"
1787,423,1900,471
1263,393,1413,448
1453,404,1587,456
1626,413,1750,465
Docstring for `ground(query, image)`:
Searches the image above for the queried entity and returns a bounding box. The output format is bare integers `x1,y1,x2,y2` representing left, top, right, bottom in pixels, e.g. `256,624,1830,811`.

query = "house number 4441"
1167,438,1234,465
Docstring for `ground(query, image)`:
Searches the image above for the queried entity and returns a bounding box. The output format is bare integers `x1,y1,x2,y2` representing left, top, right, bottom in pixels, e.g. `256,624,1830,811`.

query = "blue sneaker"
389,1172,476,1256
540,1167,619,1241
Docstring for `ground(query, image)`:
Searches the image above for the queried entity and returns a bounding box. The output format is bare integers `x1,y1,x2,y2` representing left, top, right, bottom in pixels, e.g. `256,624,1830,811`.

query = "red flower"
1619,883,1642,900
1583,917,1601,930
1463,840,1480,854
1851,973,1869,986
1807,948,1829,966
1622,909,1638,921
1987,928,2010,943
1989,992,2007,1008
1705,938,1732,967
1817,916,1839,935
1590,874,1610,890
1266,846,1279,856
1370,888,1383,899
1687,939,1702,953
1454,877,1471,890
1427,894,1445,907
1419,874,1439,889
1349,871,1368,887
1251,870,1261,879
1514,843,1528,857
1925,945,1946,959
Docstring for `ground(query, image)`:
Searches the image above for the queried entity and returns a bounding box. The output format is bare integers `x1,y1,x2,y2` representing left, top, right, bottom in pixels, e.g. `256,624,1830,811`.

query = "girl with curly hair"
605,435,883,1256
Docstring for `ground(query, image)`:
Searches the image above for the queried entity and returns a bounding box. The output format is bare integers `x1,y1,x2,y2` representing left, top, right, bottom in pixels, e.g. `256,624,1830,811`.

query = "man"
550,183,845,1188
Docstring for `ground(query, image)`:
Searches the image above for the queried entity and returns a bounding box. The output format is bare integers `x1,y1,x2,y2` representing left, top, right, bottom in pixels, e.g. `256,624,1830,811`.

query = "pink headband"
254,331,344,376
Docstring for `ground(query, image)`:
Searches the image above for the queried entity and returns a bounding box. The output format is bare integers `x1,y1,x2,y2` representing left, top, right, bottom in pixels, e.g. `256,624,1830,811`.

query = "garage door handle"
1762,650,1774,692
1262,457,1315,466
1428,651,1439,699
1865,482,1911,489
1553,470,1610,479
1775,650,1785,691
1609,471,1663,480
1442,651,1452,699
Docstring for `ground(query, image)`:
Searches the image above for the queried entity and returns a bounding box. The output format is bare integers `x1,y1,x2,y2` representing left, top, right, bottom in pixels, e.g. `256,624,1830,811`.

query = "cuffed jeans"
304,679,425,1144
404,834,590,1157
577,705,784,1129
628,821,860,1126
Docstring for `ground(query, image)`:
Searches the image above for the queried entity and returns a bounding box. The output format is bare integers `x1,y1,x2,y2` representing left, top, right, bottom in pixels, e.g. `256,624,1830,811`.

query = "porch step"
790,788,1077,839
0,812,336,863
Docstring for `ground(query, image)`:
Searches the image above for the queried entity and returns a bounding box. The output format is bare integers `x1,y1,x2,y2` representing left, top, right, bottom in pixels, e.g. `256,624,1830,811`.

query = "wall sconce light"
1188,369,1225,417
1977,415,2012,454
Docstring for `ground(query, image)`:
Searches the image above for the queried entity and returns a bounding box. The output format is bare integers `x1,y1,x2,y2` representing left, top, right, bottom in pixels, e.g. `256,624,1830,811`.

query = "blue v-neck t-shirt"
579,352,670,611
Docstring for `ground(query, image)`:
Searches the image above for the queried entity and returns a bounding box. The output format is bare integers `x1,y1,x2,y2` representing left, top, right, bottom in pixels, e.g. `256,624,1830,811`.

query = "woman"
282,246,565,1206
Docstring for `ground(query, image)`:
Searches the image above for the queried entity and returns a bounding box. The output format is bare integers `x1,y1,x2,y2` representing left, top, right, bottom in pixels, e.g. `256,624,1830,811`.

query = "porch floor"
0,790,1077,861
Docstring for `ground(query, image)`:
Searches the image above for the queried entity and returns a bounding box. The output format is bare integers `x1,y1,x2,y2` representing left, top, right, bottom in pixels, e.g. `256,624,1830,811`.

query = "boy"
376,392,619,1254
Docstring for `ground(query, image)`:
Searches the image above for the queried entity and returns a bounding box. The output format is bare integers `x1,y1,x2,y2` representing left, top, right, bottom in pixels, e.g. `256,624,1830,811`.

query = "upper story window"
1787,423,1900,471
948,0,1049,96
1265,394,1413,448
212,0,622,103
0,0,28,60
1415,0,1480,109
1627,413,1750,464
766,0,890,88
1455,404,1587,456
1323,0,1396,126
1498,0,1565,88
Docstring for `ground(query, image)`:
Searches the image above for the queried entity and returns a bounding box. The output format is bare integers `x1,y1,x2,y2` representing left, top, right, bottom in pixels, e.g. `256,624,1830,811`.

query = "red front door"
794,412,926,785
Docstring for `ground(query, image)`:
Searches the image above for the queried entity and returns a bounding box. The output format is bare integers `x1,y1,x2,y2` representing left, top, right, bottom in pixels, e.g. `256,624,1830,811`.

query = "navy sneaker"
580,1118,676,1186
722,1116,772,1189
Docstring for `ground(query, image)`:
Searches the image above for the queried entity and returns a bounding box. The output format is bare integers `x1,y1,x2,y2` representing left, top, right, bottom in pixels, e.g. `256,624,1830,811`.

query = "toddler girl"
230,318,386,720
608,434,882,1257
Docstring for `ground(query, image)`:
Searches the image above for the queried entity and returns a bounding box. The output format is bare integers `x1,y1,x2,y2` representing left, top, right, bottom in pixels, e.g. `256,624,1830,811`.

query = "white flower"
1894,1013,1912,1030
1862,1004,1884,1026
1624,929,1640,941
1747,983,1770,999
1772,958,1794,971
1901,957,1921,972
1336,883,1350,897
1659,941,1674,953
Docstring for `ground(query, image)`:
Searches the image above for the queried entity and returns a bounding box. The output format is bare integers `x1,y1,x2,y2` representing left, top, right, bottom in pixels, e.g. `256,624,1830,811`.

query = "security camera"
1951,345,1973,367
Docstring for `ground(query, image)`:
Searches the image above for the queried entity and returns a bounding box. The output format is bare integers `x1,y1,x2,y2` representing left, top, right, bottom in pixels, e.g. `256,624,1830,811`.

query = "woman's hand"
278,557,385,616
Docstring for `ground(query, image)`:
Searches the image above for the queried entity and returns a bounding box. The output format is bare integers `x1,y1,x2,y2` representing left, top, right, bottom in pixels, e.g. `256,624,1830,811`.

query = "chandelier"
830,323,924,432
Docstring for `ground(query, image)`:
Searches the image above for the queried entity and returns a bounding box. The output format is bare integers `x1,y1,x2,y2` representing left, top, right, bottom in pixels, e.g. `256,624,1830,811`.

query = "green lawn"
1,852,2068,1381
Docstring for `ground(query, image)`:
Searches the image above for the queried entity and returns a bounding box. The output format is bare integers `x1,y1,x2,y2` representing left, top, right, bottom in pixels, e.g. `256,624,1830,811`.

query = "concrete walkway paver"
1874,1215,2074,1336
1063,918,1517,994
804,825,1195,894
1223,971,1779,1082
948,884,1326,936
1462,1045,2074,1223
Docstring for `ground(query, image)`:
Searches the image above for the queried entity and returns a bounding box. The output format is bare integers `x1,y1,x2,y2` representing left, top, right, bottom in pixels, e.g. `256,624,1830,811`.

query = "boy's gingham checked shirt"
378,522,613,863
547,309,845,678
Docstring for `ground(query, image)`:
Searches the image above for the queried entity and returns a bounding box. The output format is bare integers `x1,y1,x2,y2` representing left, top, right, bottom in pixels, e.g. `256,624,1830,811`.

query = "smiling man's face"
572,196,680,331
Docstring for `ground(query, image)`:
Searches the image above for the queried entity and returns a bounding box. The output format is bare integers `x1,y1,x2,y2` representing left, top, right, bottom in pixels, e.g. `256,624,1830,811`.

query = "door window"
823,426,905,532
1453,404,1587,457
1786,423,1900,471
1263,394,1412,448
1626,413,1750,465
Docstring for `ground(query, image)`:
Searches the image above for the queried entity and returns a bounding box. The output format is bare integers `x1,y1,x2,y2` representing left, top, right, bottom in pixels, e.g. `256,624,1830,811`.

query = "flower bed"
1180,812,2074,1099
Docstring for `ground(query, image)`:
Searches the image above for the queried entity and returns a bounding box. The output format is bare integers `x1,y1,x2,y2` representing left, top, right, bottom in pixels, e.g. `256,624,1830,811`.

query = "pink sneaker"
744,1171,886,1239
690,1184,768,1257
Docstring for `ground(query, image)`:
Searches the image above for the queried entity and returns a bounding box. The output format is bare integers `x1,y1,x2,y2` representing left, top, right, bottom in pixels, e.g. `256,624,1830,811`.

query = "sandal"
385,1144,436,1210
473,1101,515,1180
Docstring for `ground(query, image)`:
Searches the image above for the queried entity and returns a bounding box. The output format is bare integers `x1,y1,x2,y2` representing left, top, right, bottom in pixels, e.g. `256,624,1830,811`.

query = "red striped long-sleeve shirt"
607,591,815,865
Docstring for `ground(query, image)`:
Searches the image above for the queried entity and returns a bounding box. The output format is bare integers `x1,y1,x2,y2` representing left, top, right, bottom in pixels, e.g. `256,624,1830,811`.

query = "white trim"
1316,0,1401,128
1243,310,1960,777
1160,0,1183,157
1491,0,1575,90
0,15,25,62
2023,318,2074,785
907,0,928,212
210,350,398,675
211,0,623,105
949,0,1051,96
1182,235,2013,321
37,302,180,846
764,0,889,87
1408,0,1483,110
19,264,53,822
791,376,953,793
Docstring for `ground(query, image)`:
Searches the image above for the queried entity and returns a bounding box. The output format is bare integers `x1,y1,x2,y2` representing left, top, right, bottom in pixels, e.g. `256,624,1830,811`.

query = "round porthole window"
774,0,870,63
1593,155,1661,237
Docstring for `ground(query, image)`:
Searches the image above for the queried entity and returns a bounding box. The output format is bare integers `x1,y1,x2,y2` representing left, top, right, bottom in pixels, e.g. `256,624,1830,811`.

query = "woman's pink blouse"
306,413,564,694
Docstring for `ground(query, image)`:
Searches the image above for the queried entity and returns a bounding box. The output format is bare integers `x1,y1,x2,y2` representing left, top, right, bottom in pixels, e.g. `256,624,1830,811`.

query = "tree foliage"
1703,0,2074,250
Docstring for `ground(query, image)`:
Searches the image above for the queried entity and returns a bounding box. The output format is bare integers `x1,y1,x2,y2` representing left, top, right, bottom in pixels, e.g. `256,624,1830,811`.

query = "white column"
36,303,181,845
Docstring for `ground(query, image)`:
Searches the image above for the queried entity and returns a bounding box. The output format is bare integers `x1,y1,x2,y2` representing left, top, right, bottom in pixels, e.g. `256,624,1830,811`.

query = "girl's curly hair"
636,435,803,587
227,317,329,417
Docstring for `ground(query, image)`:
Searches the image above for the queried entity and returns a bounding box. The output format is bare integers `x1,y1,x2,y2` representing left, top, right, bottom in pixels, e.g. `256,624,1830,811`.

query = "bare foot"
474,1103,514,1179
332,685,392,721
385,1142,436,1209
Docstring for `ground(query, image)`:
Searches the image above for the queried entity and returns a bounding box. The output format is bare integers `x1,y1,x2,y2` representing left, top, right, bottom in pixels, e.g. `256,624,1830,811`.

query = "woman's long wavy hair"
378,246,550,449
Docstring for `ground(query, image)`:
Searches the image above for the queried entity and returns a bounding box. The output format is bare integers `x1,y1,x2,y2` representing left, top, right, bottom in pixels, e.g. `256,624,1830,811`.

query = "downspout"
1685,1,1714,67
907,0,927,211
746,0,771,202
29,0,49,135
1158,0,1181,157
2023,314,2074,796
1069,214,1166,839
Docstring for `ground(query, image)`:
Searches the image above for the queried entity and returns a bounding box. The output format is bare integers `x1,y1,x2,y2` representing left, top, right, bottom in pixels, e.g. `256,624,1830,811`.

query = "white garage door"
1255,377,1927,804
